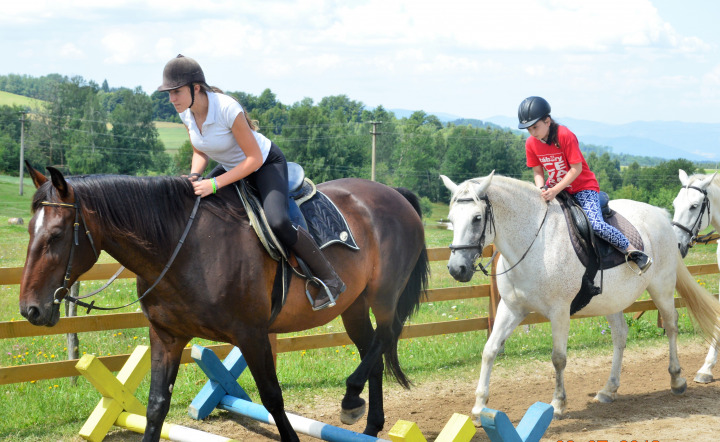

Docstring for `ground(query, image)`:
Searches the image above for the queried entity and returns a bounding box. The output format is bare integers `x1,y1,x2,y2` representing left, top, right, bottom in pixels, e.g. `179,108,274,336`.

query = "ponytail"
196,83,259,131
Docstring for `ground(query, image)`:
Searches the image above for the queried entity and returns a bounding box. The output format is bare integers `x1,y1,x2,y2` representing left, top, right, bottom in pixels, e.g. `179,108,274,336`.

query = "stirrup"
305,278,337,311
625,251,652,276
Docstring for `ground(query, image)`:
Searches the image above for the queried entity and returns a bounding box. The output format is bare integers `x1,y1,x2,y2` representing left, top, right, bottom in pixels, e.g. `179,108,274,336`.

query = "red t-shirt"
525,125,599,194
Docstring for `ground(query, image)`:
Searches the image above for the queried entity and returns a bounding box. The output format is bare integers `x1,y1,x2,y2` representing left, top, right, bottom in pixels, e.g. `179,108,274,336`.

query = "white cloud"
59,43,85,60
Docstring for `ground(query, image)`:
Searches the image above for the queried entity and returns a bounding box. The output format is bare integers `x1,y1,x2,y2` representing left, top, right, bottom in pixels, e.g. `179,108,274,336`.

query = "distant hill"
484,115,719,163
389,108,463,122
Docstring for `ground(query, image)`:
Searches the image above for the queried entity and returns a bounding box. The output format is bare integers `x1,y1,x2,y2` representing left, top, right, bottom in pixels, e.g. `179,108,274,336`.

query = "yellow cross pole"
76,345,150,441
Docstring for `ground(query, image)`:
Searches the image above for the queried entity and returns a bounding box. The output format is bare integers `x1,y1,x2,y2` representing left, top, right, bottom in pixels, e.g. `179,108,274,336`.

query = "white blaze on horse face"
34,208,46,237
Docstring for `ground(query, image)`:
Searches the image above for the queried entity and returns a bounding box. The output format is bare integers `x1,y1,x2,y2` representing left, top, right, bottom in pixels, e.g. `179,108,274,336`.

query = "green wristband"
211,178,218,194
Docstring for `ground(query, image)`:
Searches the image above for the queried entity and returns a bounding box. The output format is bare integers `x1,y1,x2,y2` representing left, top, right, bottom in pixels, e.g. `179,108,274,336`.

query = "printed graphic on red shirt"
537,152,568,189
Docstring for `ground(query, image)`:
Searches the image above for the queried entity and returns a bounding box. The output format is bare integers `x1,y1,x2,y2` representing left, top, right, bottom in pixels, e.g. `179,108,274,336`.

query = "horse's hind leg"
595,312,627,403
143,325,188,442
473,300,527,425
341,299,385,436
648,282,687,395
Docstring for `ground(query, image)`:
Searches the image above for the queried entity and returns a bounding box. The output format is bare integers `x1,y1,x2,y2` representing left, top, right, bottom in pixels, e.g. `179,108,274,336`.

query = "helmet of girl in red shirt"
518,96,551,129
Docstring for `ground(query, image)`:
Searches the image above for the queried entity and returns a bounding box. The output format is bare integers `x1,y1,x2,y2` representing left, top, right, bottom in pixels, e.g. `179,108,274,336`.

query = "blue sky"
2,0,719,125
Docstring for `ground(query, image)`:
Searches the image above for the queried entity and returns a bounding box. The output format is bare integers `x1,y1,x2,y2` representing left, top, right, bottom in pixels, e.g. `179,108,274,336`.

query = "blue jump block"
480,402,553,442
189,345,388,442
188,345,252,420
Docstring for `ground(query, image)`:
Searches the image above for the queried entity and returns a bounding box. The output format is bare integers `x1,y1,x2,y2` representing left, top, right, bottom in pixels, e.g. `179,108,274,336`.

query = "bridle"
41,201,99,307
672,185,714,247
448,193,550,277
40,194,202,313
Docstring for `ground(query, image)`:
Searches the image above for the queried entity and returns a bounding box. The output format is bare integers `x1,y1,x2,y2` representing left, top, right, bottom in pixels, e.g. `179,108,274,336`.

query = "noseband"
40,201,100,306
448,193,549,276
672,185,713,246
448,195,495,255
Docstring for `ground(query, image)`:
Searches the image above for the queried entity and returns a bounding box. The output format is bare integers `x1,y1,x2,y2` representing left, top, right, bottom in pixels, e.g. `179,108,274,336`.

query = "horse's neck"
488,179,552,261
709,181,720,230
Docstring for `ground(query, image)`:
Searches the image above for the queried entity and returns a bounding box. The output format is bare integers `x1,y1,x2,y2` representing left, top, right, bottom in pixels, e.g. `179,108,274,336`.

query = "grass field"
0,173,717,440
0,91,44,109
155,121,186,155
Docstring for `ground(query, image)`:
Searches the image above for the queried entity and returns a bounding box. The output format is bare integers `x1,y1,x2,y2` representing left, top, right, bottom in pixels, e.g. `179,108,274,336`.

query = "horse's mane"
451,174,538,207
32,175,247,253
688,172,720,188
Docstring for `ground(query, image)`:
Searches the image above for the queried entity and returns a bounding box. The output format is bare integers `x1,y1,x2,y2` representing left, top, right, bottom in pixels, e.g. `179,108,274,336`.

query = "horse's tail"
674,250,720,346
384,187,430,388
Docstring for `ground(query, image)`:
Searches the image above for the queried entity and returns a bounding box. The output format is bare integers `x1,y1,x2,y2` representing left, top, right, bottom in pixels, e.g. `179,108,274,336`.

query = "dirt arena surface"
105,339,720,442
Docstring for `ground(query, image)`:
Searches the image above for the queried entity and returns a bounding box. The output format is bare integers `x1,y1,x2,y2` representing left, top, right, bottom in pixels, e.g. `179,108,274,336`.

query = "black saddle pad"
298,189,359,251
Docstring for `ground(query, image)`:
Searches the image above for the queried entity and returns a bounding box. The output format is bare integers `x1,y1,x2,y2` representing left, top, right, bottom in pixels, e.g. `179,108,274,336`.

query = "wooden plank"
425,285,490,302
687,263,720,276
0,312,149,339
0,262,135,286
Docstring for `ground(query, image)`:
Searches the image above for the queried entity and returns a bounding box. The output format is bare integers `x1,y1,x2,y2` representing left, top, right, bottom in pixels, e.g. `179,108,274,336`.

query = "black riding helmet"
517,96,551,129
157,54,206,91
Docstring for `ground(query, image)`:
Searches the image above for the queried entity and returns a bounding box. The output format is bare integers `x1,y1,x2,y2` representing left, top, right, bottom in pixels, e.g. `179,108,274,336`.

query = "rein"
672,185,714,247
448,194,550,277
42,195,202,313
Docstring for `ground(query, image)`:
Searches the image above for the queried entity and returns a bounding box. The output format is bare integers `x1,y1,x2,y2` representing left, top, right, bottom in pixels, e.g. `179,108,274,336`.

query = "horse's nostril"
25,306,39,321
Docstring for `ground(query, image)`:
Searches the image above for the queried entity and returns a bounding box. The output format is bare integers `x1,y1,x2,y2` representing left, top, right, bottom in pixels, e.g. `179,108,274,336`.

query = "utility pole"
369,121,382,181
18,110,27,196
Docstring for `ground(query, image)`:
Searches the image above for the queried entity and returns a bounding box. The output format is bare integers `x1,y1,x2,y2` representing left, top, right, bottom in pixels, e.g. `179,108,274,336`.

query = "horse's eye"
691,204,698,209
47,231,62,244
474,215,483,222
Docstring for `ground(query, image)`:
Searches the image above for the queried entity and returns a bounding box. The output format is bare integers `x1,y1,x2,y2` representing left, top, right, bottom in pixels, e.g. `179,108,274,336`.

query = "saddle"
556,191,645,315
231,163,359,322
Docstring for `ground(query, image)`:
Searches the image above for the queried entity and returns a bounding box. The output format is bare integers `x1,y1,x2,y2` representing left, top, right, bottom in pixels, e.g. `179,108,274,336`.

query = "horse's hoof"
671,380,687,395
472,415,482,427
594,391,615,403
694,373,714,384
340,403,366,425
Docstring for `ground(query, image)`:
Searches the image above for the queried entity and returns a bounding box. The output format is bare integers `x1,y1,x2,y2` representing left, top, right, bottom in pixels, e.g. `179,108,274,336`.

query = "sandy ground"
104,339,720,442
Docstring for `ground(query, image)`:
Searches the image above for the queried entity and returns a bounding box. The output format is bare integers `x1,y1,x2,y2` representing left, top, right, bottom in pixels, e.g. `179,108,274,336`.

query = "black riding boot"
626,250,652,275
291,227,346,310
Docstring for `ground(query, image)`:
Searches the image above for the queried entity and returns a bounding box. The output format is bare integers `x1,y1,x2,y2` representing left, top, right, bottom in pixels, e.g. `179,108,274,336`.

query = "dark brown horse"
19,164,429,442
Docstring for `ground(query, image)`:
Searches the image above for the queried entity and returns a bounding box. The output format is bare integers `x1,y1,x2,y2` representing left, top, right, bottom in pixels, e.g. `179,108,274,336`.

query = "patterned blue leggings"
573,189,629,251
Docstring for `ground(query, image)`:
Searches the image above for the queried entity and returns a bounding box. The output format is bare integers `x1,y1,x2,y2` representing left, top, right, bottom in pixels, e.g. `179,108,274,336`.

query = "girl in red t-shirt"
518,96,651,274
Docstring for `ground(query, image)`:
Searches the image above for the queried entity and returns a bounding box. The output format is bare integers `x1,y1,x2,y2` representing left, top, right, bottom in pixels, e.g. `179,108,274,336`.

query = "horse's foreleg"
237,330,299,442
695,291,720,383
595,312,627,403
695,345,718,384
143,325,188,442
473,300,526,425
649,284,687,395
549,312,570,417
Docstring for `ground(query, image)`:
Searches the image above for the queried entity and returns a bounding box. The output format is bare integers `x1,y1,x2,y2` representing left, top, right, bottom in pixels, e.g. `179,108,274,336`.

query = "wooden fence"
1,244,718,385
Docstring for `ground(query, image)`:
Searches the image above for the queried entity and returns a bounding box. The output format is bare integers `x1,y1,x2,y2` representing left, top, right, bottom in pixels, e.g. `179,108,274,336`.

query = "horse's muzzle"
20,297,61,327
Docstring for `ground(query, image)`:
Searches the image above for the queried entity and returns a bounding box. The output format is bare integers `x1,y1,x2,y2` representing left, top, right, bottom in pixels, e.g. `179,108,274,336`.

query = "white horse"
671,169,720,384
440,172,720,423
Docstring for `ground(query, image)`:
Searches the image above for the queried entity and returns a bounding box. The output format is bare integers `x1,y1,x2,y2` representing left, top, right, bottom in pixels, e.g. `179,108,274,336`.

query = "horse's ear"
25,160,48,189
678,169,689,186
698,171,717,189
475,172,494,195
440,175,458,196
47,167,70,198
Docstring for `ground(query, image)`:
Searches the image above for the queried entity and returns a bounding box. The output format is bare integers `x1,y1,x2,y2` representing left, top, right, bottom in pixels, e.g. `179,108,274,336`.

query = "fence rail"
1,244,717,385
